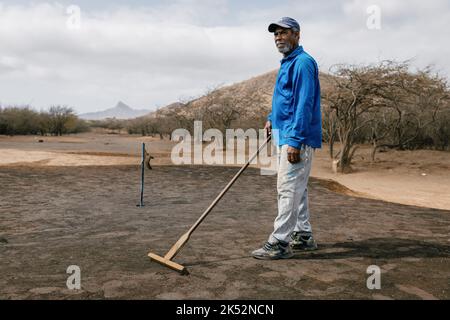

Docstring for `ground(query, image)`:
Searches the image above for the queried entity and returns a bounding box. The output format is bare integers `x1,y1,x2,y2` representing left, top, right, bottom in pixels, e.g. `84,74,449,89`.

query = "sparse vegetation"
122,61,449,174
0,105,88,136
322,61,449,172
2,62,448,175
88,118,125,134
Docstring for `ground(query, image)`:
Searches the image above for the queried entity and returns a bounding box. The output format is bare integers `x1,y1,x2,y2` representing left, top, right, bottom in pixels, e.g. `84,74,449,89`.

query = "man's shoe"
290,232,318,251
252,241,293,260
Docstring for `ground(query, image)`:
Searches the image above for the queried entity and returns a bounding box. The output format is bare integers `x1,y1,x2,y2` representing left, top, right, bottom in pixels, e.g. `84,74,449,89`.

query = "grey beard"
277,43,293,54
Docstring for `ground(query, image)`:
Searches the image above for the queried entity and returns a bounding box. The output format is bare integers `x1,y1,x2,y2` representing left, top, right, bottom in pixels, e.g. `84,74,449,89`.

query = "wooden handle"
160,135,272,261
187,135,272,236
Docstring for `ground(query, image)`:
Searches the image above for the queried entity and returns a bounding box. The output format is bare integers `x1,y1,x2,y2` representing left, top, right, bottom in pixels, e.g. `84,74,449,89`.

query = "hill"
79,101,150,120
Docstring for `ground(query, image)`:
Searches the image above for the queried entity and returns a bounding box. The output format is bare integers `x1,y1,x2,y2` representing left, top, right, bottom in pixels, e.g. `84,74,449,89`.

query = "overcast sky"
0,0,449,114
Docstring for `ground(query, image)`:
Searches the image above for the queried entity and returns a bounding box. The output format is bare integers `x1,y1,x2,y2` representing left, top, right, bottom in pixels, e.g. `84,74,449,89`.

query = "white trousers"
269,144,313,244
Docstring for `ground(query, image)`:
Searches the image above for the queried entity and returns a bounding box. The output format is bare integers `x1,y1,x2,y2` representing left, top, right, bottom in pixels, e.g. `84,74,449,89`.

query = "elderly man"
252,17,322,260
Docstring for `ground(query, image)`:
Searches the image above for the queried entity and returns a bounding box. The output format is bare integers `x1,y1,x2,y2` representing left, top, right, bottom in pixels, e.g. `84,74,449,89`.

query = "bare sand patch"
0,149,138,166
311,145,450,210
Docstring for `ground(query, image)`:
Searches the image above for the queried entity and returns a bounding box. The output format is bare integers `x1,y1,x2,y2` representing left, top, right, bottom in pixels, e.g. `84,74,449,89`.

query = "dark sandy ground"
0,165,448,299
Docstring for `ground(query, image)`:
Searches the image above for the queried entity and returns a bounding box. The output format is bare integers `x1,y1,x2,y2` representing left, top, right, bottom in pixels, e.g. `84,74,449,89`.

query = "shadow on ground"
188,238,450,266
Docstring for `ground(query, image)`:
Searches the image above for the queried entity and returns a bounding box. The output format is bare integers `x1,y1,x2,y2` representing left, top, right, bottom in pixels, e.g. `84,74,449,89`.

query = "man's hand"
287,146,301,164
265,121,272,137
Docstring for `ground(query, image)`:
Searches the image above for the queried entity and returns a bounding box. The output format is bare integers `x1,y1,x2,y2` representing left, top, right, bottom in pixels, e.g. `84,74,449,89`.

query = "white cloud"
0,1,448,113
0,2,278,112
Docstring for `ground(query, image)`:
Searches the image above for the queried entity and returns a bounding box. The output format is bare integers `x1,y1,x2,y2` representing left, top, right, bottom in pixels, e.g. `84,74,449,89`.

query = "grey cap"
268,17,300,33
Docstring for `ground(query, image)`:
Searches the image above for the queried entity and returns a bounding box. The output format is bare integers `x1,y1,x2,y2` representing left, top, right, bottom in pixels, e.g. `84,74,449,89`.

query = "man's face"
273,27,299,55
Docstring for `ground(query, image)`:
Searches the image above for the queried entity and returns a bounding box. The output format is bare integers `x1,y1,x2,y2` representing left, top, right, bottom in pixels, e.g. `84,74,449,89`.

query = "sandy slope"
0,134,449,210
311,146,450,211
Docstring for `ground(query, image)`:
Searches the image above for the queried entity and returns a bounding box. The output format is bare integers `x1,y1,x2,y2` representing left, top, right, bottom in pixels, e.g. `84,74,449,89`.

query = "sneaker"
252,241,293,260
290,232,318,251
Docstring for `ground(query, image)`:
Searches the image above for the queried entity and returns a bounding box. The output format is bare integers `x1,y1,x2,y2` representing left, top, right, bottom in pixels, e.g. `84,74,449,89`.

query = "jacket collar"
281,45,303,63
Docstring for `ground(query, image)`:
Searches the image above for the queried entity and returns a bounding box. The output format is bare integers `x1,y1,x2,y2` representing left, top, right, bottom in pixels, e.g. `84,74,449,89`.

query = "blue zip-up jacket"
268,46,322,149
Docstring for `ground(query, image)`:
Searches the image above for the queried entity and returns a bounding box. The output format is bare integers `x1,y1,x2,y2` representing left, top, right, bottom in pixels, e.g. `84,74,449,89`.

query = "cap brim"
268,22,291,33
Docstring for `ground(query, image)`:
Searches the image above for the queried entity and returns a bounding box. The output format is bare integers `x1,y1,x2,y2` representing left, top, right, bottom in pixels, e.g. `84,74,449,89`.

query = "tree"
323,61,450,172
368,63,449,153
323,64,382,172
48,106,77,136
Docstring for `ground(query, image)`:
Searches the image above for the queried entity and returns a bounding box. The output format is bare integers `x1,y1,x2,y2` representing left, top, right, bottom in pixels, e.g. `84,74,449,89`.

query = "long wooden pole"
162,135,272,261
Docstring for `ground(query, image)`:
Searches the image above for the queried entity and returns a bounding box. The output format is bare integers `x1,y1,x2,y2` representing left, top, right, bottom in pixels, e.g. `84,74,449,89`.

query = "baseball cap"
268,17,300,33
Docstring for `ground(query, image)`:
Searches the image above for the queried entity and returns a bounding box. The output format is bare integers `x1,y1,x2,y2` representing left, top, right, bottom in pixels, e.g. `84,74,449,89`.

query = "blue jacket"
268,46,322,149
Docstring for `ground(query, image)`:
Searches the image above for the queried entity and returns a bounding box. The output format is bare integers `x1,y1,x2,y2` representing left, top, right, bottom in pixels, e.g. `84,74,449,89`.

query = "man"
252,17,321,260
